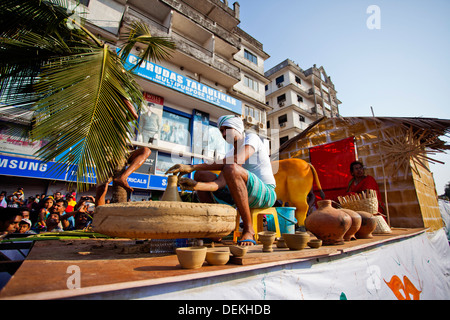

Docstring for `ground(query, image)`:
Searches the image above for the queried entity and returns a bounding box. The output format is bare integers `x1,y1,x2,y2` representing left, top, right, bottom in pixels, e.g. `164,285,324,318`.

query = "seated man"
166,115,276,246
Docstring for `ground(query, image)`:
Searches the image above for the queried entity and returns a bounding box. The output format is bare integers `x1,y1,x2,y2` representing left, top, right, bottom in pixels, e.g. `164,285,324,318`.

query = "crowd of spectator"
0,187,97,239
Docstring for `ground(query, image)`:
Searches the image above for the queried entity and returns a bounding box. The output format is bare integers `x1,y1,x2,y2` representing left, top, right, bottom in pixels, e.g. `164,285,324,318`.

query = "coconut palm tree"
0,0,175,198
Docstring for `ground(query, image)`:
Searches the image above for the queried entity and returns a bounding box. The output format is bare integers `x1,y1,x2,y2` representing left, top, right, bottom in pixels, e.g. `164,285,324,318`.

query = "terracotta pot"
206,249,230,265
305,200,352,245
276,237,288,248
307,239,322,248
258,231,276,252
161,175,182,202
230,245,248,257
340,208,362,241
355,211,377,239
176,246,207,269
283,232,310,250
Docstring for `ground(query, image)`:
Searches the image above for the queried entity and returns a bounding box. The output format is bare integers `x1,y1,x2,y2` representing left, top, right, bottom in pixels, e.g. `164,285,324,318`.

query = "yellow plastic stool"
233,207,281,242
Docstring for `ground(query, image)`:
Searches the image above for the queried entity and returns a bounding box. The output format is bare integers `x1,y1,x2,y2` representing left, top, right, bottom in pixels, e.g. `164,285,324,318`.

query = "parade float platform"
1,227,448,300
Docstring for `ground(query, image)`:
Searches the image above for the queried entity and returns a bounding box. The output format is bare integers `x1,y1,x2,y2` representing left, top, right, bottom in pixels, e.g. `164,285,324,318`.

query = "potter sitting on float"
166,115,276,246
346,161,385,214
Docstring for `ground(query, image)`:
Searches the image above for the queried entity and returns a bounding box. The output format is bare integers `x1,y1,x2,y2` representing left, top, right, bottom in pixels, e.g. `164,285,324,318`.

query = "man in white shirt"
166,115,276,246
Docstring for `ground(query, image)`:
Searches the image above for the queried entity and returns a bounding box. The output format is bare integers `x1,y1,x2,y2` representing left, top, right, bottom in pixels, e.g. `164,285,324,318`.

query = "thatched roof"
279,116,450,153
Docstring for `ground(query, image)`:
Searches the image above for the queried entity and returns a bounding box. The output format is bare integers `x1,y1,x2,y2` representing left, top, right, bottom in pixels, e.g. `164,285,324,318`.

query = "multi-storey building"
0,0,270,200
265,59,341,156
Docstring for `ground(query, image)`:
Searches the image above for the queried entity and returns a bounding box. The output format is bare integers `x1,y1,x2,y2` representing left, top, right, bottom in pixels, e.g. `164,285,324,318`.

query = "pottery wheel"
92,201,237,239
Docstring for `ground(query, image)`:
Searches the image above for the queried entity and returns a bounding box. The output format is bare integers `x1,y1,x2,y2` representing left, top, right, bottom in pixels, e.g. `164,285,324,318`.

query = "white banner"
139,229,449,300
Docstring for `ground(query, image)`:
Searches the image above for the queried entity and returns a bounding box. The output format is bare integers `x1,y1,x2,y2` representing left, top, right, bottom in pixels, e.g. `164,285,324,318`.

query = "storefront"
0,57,243,200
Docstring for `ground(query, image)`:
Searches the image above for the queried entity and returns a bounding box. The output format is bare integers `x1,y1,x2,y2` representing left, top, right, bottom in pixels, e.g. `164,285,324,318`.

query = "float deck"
0,228,428,300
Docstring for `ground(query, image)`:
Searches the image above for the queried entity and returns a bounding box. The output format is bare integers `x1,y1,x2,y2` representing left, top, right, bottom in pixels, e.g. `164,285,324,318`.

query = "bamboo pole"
371,107,390,226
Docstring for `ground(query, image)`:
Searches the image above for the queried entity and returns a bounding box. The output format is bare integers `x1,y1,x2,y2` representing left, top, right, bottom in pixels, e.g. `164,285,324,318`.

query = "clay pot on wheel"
161,175,182,202
340,208,362,241
355,211,377,239
305,200,352,245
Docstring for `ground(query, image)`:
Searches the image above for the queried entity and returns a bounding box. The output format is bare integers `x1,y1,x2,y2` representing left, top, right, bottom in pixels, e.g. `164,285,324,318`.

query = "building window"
277,94,286,105
297,95,303,103
244,105,263,122
279,136,289,145
244,76,259,92
299,115,305,122
265,84,268,91
295,76,301,84
244,49,257,64
267,120,270,129
275,75,284,85
278,114,287,125
160,111,191,146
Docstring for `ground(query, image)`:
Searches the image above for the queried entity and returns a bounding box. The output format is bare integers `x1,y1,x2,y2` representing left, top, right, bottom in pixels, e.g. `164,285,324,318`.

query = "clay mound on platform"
93,201,237,239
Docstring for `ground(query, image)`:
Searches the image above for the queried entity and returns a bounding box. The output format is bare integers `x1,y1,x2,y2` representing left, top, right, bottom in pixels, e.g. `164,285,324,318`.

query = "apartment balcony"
124,7,241,87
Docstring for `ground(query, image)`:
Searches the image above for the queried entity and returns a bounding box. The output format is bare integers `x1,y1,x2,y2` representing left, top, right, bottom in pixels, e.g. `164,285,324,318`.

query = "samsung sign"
123,53,242,114
0,154,168,190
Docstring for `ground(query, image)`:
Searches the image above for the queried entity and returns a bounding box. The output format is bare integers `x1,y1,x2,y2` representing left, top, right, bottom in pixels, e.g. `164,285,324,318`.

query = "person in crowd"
17,218,36,234
53,191,63,201
41,212,64,232
346,160,385,214
0,193,7,208
34,196,55,232
7,192,23,208
14,187,25,202
65,194,77,213
0,208,22,238
166,115,277,246
18,207,31,221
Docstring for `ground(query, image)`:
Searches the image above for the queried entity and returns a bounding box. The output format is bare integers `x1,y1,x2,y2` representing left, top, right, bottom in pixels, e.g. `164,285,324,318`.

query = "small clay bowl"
230,245,248,257
206,249,230,266
276,237,288,248
282,232,310,250
176,246,207,269
307,239,322,248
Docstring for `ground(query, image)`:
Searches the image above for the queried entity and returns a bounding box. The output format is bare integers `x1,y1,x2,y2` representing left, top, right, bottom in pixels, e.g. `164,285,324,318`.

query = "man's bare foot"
238,231,256,246
113,177,133,193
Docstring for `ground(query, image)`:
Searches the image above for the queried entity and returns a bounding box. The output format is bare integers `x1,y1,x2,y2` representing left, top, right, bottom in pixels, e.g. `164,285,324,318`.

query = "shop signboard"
122,53,242,114
0,154,67,181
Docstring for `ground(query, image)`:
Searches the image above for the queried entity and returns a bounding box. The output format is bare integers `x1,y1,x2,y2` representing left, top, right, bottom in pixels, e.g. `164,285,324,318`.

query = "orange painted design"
384,275,421,300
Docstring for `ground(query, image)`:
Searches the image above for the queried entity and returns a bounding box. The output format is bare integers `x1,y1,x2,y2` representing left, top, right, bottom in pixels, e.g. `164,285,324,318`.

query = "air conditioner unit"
257,122,265,129
277,83,284,88
278,102,285,107
246,115,256,125
279,122,286,128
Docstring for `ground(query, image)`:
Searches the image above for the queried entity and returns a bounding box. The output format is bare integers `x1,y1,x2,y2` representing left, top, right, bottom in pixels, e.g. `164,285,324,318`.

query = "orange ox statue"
272,158,325,226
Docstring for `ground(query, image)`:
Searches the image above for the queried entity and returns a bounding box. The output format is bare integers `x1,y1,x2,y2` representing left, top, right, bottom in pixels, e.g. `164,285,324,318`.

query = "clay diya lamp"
355,211,377,239
176,246,207,269
282,232,310,250
230,245,249,257
206,248,230,265
307,239,322,248
258,231,276,252
276,237,288,248
340,208,362,241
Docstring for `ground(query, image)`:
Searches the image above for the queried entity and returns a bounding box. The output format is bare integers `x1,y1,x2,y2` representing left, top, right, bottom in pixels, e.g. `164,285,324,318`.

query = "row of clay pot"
176,245,250,269
305,200,377,245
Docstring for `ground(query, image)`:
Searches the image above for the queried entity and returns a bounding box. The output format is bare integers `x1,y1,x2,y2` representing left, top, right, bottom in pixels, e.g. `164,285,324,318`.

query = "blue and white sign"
123,53,242,115
0,154,67,181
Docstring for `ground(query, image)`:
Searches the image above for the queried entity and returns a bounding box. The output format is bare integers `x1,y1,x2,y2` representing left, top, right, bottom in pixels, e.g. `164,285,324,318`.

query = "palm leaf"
30,45,143,190
1,0,175,192
118,21,176,69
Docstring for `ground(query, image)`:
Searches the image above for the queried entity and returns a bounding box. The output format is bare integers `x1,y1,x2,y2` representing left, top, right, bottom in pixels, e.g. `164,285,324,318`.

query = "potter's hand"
165,164,194,176
178,177,198,191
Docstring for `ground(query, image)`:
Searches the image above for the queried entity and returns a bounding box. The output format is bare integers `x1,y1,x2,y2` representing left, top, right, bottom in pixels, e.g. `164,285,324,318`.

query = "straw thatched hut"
277,116,450,231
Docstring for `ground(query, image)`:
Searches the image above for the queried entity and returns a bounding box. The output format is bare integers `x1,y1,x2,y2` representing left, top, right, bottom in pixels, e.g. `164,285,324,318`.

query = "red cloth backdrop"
309,136,356,202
